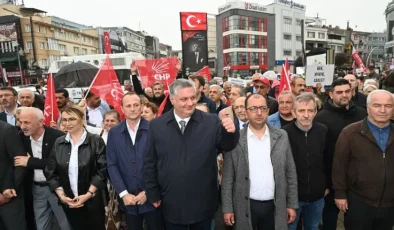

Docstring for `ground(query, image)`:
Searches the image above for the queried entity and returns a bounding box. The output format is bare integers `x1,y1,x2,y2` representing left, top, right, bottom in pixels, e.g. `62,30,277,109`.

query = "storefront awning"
0,56,17,62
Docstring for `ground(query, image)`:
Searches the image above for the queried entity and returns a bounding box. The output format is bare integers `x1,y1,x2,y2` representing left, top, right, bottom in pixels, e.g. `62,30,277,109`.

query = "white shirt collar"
126,118,141,133
174,110,191,125
65,129,88,143
87,106,100,111
30,130,45,142
247,125,270,140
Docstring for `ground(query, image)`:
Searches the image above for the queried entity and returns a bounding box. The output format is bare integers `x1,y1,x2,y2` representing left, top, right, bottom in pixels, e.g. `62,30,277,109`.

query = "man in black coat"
0,120,27,230
144,79,239,229
314,79,367,230
15,107,69,230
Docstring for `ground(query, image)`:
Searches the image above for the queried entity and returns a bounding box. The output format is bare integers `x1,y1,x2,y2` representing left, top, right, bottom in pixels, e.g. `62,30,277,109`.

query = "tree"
294,56,304,68
335,53,347,67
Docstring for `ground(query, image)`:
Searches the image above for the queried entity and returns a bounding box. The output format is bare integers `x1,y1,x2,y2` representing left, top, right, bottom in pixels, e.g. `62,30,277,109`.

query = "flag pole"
50,74,54,122
83,57,106,100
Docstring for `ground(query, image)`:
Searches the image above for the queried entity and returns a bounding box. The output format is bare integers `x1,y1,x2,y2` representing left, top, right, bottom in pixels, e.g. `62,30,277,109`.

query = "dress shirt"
119,119,141,198
247,125,275,201
87,106,103,127
30,131,46,182
239,120,247,130
4,109,15,126
65,130,88,197
174,111,191,129
367,118,390,152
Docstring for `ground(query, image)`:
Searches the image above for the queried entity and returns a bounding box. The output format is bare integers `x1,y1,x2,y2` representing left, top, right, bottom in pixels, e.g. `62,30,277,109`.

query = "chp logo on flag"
180,12,207,31
134,58,179,90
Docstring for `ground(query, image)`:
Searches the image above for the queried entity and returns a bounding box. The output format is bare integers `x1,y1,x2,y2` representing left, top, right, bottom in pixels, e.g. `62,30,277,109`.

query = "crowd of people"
0,62,393,230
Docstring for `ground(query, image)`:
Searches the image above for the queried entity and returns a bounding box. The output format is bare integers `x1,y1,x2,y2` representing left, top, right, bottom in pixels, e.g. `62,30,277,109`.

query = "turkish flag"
134,58,178,90
89,55,124,118
43,73,59,126
196,66,211,81
180,12,207,31
103,31,111,54
279,57,291,93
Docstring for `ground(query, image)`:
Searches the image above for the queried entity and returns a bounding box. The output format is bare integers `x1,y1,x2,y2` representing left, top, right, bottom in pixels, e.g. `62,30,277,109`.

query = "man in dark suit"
0,120,27,230
144,79,239,230
0,86,18,125
15,107,69,230
107,94,162,230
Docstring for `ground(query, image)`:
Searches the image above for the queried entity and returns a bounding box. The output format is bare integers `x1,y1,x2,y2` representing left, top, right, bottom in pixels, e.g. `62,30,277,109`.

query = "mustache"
22,128,30,132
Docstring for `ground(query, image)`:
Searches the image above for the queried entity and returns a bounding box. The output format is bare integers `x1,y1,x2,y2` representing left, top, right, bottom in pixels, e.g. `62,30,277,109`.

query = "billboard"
182,31,208,73
180,12,208,75
0,23,16,42
388,20,394,54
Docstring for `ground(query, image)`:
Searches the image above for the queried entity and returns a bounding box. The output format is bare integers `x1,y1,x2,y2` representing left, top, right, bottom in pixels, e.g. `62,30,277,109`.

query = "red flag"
180,12,207,31
134,58,178,90
157,93,169,116
195,66,211,81
279,57,291,93
103,31,111,54
89,55,124,119
352,47,368,73
43,73,59,127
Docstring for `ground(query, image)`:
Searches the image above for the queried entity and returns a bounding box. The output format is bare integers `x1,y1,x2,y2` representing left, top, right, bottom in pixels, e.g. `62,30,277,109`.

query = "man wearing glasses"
0,87,18,126
221,93,298,230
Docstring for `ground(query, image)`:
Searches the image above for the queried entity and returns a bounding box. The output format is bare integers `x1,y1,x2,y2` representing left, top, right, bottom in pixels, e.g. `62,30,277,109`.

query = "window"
296,50,302,56
44,28,47,34
25,25,31,32
25,41,33,49
58,44,66,51
74,47,79,54
337,46,343,52
82,48,87,55
283,50,292,56
41,59,48,67
284,34,292,40
91,50,97,54
296,20,302,26
47,38,58,50
37,26,40,33
39,42,45,49
296,35,302,41
284,17,292,25
28,59,34,66
318,33,325,39
307,32,315,38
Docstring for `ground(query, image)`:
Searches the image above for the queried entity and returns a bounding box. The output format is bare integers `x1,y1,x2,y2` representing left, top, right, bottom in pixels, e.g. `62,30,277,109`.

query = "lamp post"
366,47,379,67
12,41,23,85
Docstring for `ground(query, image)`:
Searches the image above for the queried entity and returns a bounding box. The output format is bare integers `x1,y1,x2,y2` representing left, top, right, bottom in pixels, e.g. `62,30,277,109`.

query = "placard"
305,64,334,86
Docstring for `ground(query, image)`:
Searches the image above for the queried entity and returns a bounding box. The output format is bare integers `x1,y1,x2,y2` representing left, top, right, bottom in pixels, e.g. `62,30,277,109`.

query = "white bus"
48,52,145,102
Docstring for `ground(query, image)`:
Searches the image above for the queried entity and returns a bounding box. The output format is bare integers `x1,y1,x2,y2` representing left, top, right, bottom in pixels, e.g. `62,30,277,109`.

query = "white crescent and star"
186,15,202,28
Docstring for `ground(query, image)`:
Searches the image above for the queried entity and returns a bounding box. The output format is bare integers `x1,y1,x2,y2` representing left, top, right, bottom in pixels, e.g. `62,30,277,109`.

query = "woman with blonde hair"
45,105,107,230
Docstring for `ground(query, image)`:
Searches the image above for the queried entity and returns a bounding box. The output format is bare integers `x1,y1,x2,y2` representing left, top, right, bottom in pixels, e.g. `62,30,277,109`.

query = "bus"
48,52,145,102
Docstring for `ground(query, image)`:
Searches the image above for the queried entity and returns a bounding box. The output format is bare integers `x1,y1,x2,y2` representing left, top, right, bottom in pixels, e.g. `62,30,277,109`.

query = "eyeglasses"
0,94,14,98
247,106,268,113
61,117,78,124
232,105,245,110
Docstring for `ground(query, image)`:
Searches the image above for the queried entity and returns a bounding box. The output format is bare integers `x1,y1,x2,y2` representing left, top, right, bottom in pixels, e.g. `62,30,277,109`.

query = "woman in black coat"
45,105,107,230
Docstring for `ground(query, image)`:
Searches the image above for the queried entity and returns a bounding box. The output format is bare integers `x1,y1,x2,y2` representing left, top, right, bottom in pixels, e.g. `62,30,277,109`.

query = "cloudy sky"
24,0,388,50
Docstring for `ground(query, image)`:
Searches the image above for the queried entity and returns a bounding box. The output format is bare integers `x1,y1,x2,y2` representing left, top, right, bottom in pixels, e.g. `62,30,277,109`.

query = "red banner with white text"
134,58,179,90
352,47,368,73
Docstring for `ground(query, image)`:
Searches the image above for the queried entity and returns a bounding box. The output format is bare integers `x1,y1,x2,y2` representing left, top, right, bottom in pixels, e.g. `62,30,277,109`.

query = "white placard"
305,65,334,86
306,54,326,65
296,67,305,75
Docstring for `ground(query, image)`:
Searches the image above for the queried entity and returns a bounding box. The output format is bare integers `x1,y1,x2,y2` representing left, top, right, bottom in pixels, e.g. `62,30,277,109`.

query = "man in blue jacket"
107,93,162,230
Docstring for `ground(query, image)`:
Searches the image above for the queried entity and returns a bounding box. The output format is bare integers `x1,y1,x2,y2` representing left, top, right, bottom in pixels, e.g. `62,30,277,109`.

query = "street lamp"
12,41,23,85
366,47,379,67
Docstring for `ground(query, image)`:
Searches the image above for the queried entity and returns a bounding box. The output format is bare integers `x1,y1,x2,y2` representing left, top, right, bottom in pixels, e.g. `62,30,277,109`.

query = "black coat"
45,132,107,200
283,121,328,202
144,109,240,224
0,121,26,193
314,100,367,190
352,91,367,109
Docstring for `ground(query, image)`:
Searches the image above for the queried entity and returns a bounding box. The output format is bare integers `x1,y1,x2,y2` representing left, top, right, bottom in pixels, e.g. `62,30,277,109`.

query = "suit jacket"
221,125,298,230
0,121,26,193
107,118,155,215
144,109,240,224
0,111,6,123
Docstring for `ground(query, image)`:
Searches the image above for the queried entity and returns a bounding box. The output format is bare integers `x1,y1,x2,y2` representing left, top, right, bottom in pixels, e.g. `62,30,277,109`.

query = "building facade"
216,1,275,78
265,0,306,69
101,27,146,56
327,26,346,54
145,35,160,59
386,1,394,57
305,25,327,52
159,43,172,58
366,32,387,65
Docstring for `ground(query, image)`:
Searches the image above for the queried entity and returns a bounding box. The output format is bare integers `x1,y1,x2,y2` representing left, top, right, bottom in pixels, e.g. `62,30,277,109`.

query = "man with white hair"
209,84,228,114
18,89,35,107
333,90,394,230
15,107,70,230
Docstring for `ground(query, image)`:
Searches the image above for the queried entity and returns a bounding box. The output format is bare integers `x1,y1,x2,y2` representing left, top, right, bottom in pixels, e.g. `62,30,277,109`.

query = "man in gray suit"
221,93,298,230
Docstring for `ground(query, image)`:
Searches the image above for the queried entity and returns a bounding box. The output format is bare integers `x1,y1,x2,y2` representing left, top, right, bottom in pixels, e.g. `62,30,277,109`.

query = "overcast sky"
24,0,388,50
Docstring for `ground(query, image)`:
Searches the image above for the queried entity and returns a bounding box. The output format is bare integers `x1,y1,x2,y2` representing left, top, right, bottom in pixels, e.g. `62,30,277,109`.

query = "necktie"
179,120,186,134
242,123,247,128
